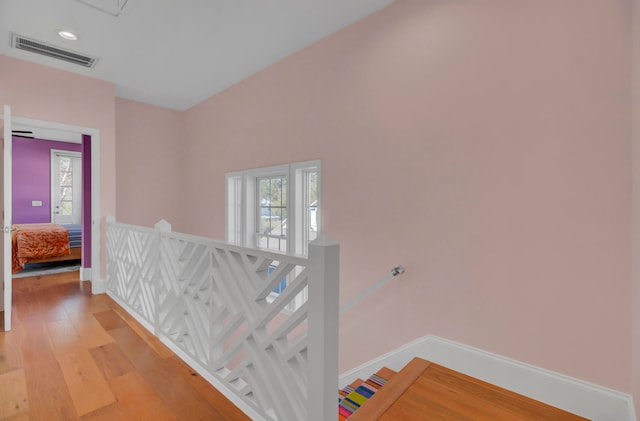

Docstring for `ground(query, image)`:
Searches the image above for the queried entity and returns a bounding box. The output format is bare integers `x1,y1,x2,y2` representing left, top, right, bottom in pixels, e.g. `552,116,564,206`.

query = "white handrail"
339,265,405,315
105,216,339,421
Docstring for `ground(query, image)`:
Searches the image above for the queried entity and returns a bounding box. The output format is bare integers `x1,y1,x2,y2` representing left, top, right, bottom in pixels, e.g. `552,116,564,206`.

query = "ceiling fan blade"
12,130,33,134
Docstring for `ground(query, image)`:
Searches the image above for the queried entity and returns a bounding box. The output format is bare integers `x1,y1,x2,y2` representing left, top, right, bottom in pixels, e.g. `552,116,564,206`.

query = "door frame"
10,115,102,292
2,105,12,330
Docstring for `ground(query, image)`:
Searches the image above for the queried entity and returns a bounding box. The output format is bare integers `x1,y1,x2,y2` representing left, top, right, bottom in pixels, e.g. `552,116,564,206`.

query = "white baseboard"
339,335,635,421
79,267,91,281
91,276,106,294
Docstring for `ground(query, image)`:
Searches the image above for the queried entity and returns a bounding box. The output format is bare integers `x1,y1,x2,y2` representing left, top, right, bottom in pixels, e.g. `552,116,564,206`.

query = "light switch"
32,200,42,207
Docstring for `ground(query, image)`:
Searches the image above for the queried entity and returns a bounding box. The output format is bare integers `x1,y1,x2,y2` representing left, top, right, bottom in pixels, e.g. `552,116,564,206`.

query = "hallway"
0,271,249,420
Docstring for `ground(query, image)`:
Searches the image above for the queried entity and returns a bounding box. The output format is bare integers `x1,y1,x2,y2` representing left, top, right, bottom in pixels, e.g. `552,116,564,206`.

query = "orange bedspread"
12,224,70,274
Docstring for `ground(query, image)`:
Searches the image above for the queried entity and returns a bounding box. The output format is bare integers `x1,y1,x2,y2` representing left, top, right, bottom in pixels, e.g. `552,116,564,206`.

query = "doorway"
2,109,102,332
11,115,101,288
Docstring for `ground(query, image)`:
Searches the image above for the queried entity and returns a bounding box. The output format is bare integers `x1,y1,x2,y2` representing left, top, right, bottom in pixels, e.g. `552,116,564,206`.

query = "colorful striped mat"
338,371,391,420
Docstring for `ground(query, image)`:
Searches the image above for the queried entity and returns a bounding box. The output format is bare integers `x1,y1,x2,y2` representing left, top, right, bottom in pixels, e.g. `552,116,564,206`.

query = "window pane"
308,171,318,242
281,178,287,206
61,187,73,201
59,157,71,171
260,209,287,236
256,234,288,253
60,171,73,186
308,171,317,203
257,175,287,253
61,201,72,216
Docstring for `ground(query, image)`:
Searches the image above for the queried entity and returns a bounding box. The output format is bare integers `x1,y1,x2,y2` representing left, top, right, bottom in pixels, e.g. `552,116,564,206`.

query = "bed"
11,223,82,274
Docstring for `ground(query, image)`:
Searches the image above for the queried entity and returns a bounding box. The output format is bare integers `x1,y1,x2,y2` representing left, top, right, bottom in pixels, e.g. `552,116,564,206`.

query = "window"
226,161,321,312
226,160,321,257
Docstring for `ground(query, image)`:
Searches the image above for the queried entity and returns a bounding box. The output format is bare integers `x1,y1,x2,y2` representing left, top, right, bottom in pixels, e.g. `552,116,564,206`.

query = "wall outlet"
32,200,42,207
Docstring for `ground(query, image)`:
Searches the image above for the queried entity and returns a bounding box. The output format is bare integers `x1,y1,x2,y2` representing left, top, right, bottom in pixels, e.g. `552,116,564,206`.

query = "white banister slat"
254,272,309,330
262,302,308,346
253,262,296,301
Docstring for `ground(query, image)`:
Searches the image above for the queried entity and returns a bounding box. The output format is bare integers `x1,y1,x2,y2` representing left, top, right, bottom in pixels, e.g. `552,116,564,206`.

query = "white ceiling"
0,0,394,111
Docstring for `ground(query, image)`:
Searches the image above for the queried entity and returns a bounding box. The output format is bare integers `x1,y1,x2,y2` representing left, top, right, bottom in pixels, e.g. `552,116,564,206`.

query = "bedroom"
11,133,91,277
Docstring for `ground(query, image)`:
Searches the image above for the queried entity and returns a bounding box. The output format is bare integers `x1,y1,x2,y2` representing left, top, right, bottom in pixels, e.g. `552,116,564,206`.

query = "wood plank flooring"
350,357,588,420
0,271,250,420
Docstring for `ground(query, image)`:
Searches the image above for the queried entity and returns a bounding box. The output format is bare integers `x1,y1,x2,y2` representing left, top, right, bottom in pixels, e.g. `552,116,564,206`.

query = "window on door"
51,150,82,225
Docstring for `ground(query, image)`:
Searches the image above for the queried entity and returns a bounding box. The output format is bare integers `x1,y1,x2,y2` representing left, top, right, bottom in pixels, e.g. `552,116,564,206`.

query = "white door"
1,105,12,331
51,150,82,225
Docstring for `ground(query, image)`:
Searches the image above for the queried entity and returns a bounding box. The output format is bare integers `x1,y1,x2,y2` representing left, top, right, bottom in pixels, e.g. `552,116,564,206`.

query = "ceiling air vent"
10,33,98,68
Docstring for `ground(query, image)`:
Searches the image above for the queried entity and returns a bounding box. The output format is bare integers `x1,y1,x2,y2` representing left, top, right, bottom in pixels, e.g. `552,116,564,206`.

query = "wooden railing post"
307,234,340,421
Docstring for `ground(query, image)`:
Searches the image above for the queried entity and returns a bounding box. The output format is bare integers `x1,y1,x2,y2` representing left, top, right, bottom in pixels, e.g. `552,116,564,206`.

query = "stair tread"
375,367,396,380
339,378,364,399
348,358,430,420
338,367,396,419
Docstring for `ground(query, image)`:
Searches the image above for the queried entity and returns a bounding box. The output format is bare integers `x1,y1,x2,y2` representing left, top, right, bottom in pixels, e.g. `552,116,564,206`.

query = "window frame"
225,160,321,257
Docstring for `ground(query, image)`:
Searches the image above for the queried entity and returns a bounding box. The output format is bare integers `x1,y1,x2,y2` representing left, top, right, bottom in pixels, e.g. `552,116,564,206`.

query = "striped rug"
338,372,390,419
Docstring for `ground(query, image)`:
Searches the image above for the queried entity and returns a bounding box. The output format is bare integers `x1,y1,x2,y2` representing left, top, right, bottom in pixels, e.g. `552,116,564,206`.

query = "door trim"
10,116,102,293
2,105,12,330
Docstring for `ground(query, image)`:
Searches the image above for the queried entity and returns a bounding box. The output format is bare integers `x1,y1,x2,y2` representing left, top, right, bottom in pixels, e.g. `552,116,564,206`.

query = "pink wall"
174,0,632,393
115,98,184,226
632,0,640,415
2,0,634,405
0,54,116,276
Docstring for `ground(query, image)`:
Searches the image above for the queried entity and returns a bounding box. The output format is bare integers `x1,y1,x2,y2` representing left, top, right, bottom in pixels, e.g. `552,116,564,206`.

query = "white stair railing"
105,216,339,421
339,265,405,315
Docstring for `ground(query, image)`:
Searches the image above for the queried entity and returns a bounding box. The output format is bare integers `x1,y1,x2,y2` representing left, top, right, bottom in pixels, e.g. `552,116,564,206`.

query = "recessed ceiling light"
58,30,78,41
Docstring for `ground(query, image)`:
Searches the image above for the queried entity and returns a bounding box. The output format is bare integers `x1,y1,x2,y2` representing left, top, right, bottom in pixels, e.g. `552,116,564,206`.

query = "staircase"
338,367,396,419
339,358,589,420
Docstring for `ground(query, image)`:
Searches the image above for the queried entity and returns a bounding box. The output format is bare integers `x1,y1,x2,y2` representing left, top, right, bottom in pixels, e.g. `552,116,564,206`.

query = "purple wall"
12,136,82,223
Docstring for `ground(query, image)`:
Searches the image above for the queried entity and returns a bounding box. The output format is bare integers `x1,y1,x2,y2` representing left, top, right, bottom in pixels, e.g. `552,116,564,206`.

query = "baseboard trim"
339,335,635,421
91,276,106,294
79,267,91,281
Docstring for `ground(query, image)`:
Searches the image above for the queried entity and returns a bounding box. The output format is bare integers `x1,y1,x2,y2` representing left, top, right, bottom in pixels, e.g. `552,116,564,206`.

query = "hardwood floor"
349,358,588,421
0,271,250,420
